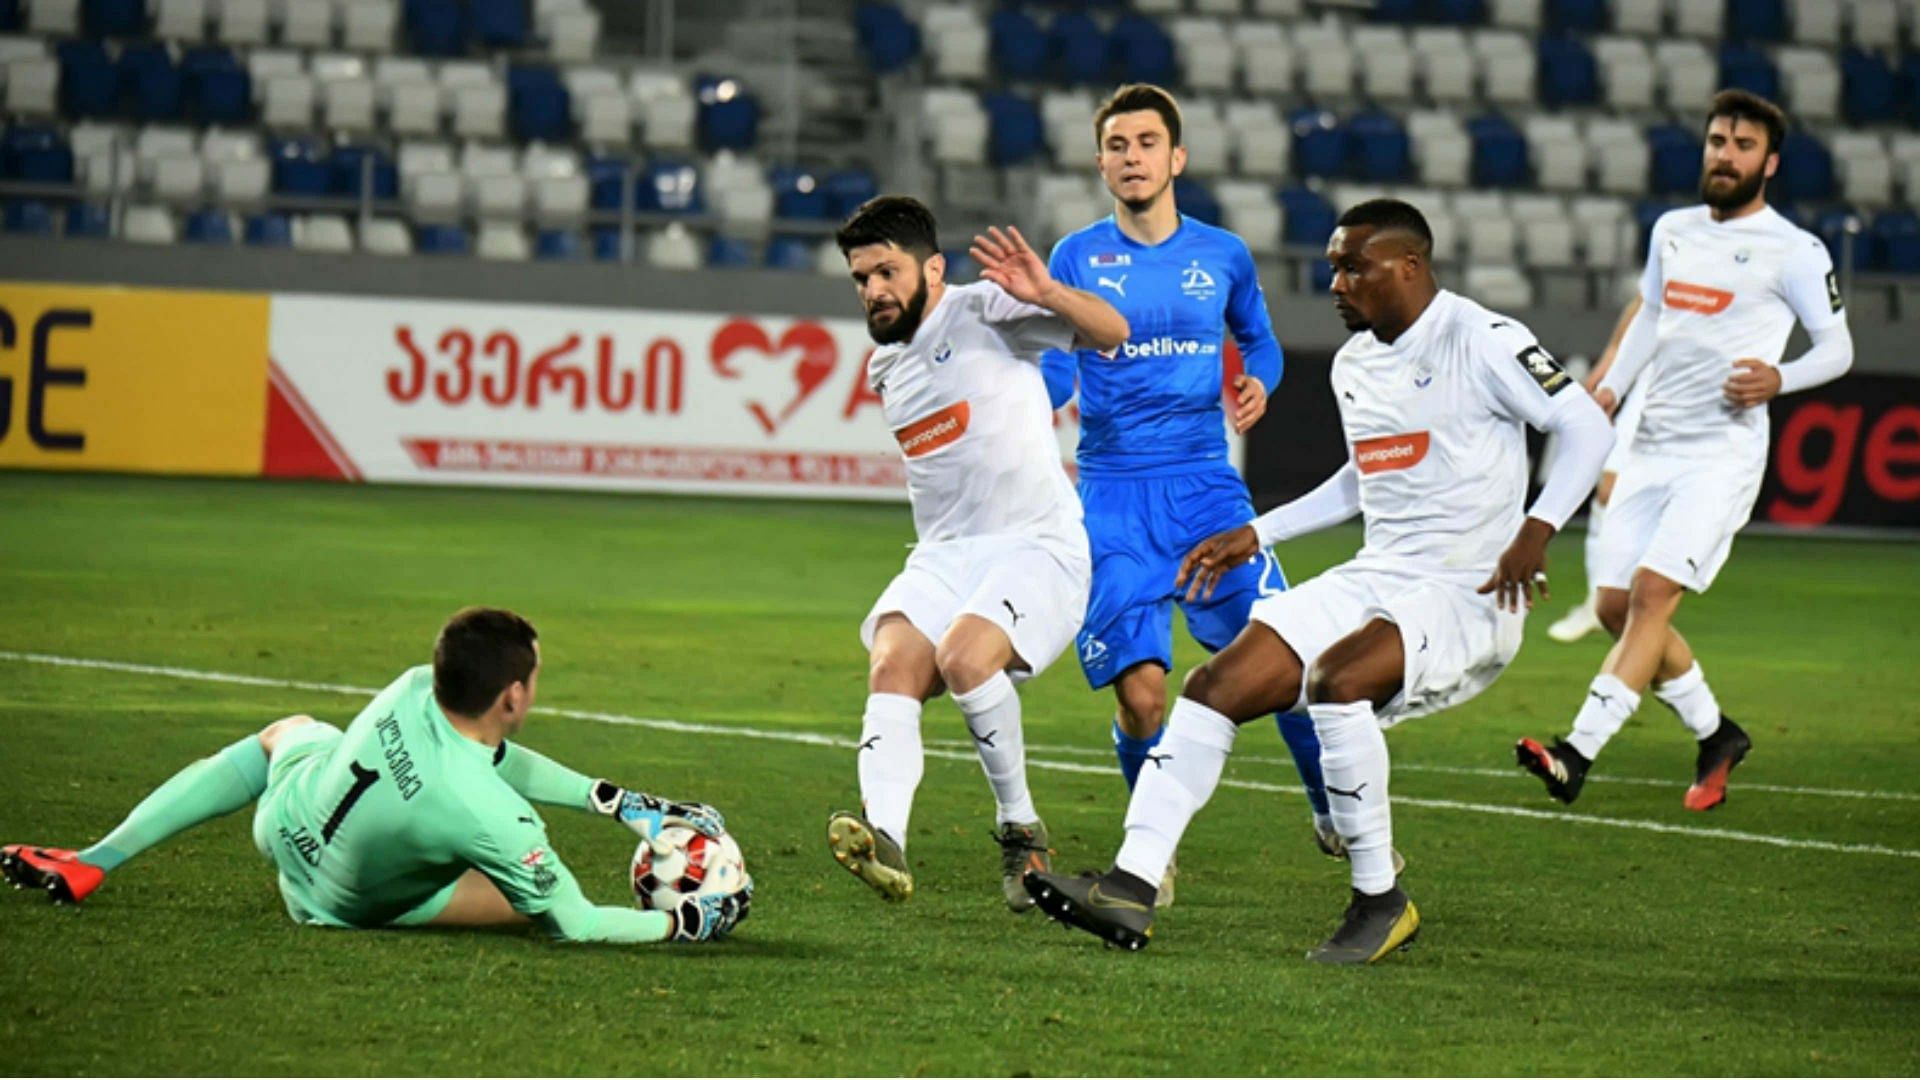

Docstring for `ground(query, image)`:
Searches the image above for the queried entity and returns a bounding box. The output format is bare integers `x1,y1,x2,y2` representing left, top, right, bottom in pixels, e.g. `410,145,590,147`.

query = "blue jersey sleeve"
1223,239,1283,393
1044,238,1081,408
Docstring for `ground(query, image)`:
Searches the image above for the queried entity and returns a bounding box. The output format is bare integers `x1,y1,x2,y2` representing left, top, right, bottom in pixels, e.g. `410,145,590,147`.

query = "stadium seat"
29,0,79,33
1352,26,1414,101
546,7,598,62
1544,0,1605,31
1787,0,1840,45
242,210,291,245
245,47,300,84
990,9,1045,81
641,158,700,213
1227,100,1288,178
1181,97,1228,175
695,76,758,152
476,221,529,260
270,135,329,195
509,66,572,141
65,201,110,236
1777,46,1841,121
293,212,352,252
1571,195,1631,268
123,203,178,243
1832,132,1893,206
83,0,145,37
1412,27,1474,103
117,43,183,122
183,46,250,124
1646,124,1702,195
3,124,73,182
1279,185,1335,246
1475,30,1537,105
1049,12,1107,85
1728,0,1788,39
1169,17,1232,93
1295,19,1355,99
1174,176,1220,226
183,208,234,244
1719,43,1781,100
1524,115,1587,190
359,216,413,254
1236,22,1292,96
855,3,918,75
1110,14,1176,87
213,0,268,45
983,91,1042,167
388,80,441,136
1777,131,1835,202
533,227,581,259
452,82,507,139
705,232,753,268
922,3,986,80
531,172,587,223
58,40,118,117
322,76,377,134
1871,209,1920,272
823,168,877,220
589,225,624,261
3,198,56,235
1673,0,1723,37
1585,117,1650,195
1215,178,1280,254
1349,110,1411,182
766,165,824,220
1408,108,1471,185
417,222,471,254
1842,47,1897,123
280,0,335,48
1464,264,1534,308
1537,35,1598,106
1454,191,1517,264
1654,40,1716,111
405,0,465,55
1468,113,1529,187
1291,108,1346,180
260,73,314,129
1592,35,1656,109
765,234,816,271
640,86,696,152
473,0,529,47
1850,0,1901,49
1035,172,1100,246
1040,89,1092,166
330,144,396,198
342,1,397,50
1514,194,1577,269
584,152,629,209
213,154,269,201
646,221,701,268
1490,0,1541,28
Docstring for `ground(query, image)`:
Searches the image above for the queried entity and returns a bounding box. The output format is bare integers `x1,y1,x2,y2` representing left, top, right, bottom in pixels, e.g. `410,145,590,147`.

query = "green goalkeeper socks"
79,733,269,872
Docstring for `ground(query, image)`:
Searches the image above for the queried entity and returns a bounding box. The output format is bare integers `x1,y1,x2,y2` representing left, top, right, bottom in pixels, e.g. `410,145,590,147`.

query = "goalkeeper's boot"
826,811,913,902
1516,737,1591,804
1306,886,1420,965
995,819,1051,913
1546,595,1603,643
1023,867,1154,951
1,845,103,905
1684,717,1751,812
1314,818,1408,876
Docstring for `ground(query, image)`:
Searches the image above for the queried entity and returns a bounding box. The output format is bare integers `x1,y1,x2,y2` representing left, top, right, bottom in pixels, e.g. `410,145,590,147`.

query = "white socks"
1567,673,1641,761
952,672,1037,826
1311,700,1396,896
1654,662,1722,740
857,693,924,849
1115,697,1237,888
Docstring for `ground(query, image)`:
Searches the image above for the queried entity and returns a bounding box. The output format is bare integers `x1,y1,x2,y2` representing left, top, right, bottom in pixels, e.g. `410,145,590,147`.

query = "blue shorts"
1074,468,1289,689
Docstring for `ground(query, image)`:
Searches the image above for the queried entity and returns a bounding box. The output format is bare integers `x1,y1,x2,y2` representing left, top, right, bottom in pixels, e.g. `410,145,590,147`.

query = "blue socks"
1275,711,1330,815
80,733,270,872
1112,717,1166,791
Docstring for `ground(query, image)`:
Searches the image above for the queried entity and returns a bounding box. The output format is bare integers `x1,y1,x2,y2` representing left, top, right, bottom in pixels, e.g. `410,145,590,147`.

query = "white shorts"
1602,388,1646,476
1593,452,1761,593
1248,560,1525,726
860,531,1091,681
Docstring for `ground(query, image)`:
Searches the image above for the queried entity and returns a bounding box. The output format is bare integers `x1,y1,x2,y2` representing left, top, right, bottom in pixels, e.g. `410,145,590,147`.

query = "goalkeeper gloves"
589,781,725,841
671,877,753,942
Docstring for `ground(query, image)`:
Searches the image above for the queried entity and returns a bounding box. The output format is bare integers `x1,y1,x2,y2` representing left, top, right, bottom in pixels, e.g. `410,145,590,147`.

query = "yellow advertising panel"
0,282,269,475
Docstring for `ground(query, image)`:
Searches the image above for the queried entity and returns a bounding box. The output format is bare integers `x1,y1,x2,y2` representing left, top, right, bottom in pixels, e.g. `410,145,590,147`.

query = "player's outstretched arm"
1178,463,1361,601
970,225,1129,351
494,743,723,838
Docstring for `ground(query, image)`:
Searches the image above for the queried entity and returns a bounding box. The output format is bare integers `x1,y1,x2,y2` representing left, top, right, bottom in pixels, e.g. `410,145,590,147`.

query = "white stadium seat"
360,217,414,255
1593,36,1657,110
1250,0,1301,15
135,126,197,181
1236,23,1293,96
578,91,633,146
1181,97,1229,175
154,0,209,40
294,214,354,253
310,51,365,83
641,92,696,152
1192,0,1241,16
1585,118,1651,196
1464,265,1534,309
1412,27,1476,104
1489,0,1541,30
645,222,702,270
200,127,260,162
407,172,464,224
548,9,601,62
1353,26,1416,101
1475,30,1536,106
79,145,137,194
1227,100,1289,178
1041,90,1094,166
1850,0,1902,48
1454,191,1517,265
1294,20,1355,99
280,0,336,47
215,0,271,45
1788,0,1842,45
245,48,302,91
27,0,80,35
342,1,397,51
1172,18,1235,94
151,155,207,203
1612,0,1663,34
2,57,58,118
477,222,530,261
452,83,507,139
322,77,378,135
213,156,271,202
1216,179,1282,256
1673,0,1722,37
1408,109,1471,186
1513,195,1575,270
398,139,454,194
1776,46,1840,121
520,142,579,180
123,205,179,245
532,175,589,225
387,82,443,136
438,60,494,90
459,142,518,179
1655,40,1717,111
472,174,528,220
1525,115,1588,191
1571,196,1632,269
1832,132,1894,206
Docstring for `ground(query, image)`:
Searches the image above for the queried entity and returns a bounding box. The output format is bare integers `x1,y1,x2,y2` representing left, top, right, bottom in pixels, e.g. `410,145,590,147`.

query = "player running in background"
2,607,750,944
1545,296,1643,644
825,196,1128,912
1040,84,1332,901
1025,200,1614,963
1517,90,1854,810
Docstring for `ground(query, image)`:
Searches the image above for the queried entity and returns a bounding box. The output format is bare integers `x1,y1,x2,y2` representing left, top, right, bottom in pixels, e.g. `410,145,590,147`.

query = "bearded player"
825,196,1128,911
1025,199,1614,963
1517,90,1854,810
3,607,750,944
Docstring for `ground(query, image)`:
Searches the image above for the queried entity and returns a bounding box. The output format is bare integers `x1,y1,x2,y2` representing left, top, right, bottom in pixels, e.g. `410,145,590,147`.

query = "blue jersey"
1044,215,1284,478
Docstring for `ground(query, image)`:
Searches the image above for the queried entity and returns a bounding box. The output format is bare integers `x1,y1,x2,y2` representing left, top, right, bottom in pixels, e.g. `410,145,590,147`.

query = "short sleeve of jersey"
1639,214,1669,308
1778,231,1847,334
979,283,1076,359
459,796,573,918
1473,317,1575,429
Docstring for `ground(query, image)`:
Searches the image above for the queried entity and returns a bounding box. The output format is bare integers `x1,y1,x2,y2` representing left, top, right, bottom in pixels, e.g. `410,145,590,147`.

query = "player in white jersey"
1024,199,1614,964
822,196,1130,912
1518,91,1854,811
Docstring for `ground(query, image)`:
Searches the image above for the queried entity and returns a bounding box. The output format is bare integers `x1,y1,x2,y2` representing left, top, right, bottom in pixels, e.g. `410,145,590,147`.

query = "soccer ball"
630,826,747,911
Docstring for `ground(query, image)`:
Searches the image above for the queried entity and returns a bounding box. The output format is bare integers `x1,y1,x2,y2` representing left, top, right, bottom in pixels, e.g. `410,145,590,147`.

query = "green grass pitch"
1,472,1917,1076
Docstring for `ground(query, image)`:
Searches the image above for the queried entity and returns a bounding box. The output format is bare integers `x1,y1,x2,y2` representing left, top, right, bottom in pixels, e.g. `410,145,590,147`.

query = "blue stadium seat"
707,234,755,267
1468,113,1529,187
3,200,56,235
329,145,398,199
509,67,572,142
66,203,110,237
1718,43,1780,101
1646,124,1701,195
183,46,250,124
765,234,816,271
1898,54,1920,126
854,3,919,74
983,92,1043,166
1777,131,1834,203
591,226,625,260
245,212,293,246
1050,12,1108,85
824,168,877,220
183,209,234,244
1813,208,1870,270
1433,0,1488,21
990,9,1046,81
1110,14,1176,86
58,41,118,118
1536,35,1598,106
1279,186,1336,246
270,137,331,197
1842,48,1896,124
586,155,632,209
640,159,701,213
1634,199,1681,258
1290,108,1347,180
472,0,529,47
118,43,183,121
770,166,828,220
534,228,582,259
941,248,980,281
695,76,759,152
1174,177,1220,226
1372,0,1422,20
1349,110,1411,182
1726,0,1787,40
0,0,20,30
1544,0,1605,31
3,126,74,183
405,0,469,56
417,223,472,254
1871,210,1920,272
84,0,145,37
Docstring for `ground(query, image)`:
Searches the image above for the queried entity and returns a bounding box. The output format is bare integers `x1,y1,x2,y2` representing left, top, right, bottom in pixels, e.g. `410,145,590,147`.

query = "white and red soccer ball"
630,826,748,911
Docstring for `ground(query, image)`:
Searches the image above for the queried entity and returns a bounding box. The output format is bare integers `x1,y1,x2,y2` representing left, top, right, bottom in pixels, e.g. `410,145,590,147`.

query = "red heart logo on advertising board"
709,319,839,435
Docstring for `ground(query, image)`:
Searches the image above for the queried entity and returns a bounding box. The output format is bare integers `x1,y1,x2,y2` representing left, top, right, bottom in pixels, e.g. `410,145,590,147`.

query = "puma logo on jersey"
1353,432,1431,474
894,401,971,458
1664,280,1735,315
1097,274,1127,297
1002,599,1025,626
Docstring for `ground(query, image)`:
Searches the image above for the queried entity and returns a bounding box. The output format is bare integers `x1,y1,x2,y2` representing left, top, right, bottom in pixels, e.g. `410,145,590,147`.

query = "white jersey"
1633,205,1847,461
1332,290,1583,581
867,281,1082,545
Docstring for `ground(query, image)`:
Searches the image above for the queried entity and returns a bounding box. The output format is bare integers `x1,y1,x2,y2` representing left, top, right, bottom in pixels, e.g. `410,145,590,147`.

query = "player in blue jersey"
1042,85,1335,900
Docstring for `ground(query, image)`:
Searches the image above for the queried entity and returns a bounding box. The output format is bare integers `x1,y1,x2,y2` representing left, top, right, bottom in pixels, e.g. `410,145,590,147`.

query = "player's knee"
1596,589,1630,636
1627,573,1684,621
258,714,316,754
1302,662,1365,706
934,640,998,696
869,647,933,696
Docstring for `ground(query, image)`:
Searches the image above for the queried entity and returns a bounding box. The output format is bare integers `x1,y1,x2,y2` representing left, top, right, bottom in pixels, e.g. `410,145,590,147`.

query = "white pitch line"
5,650,1918,862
